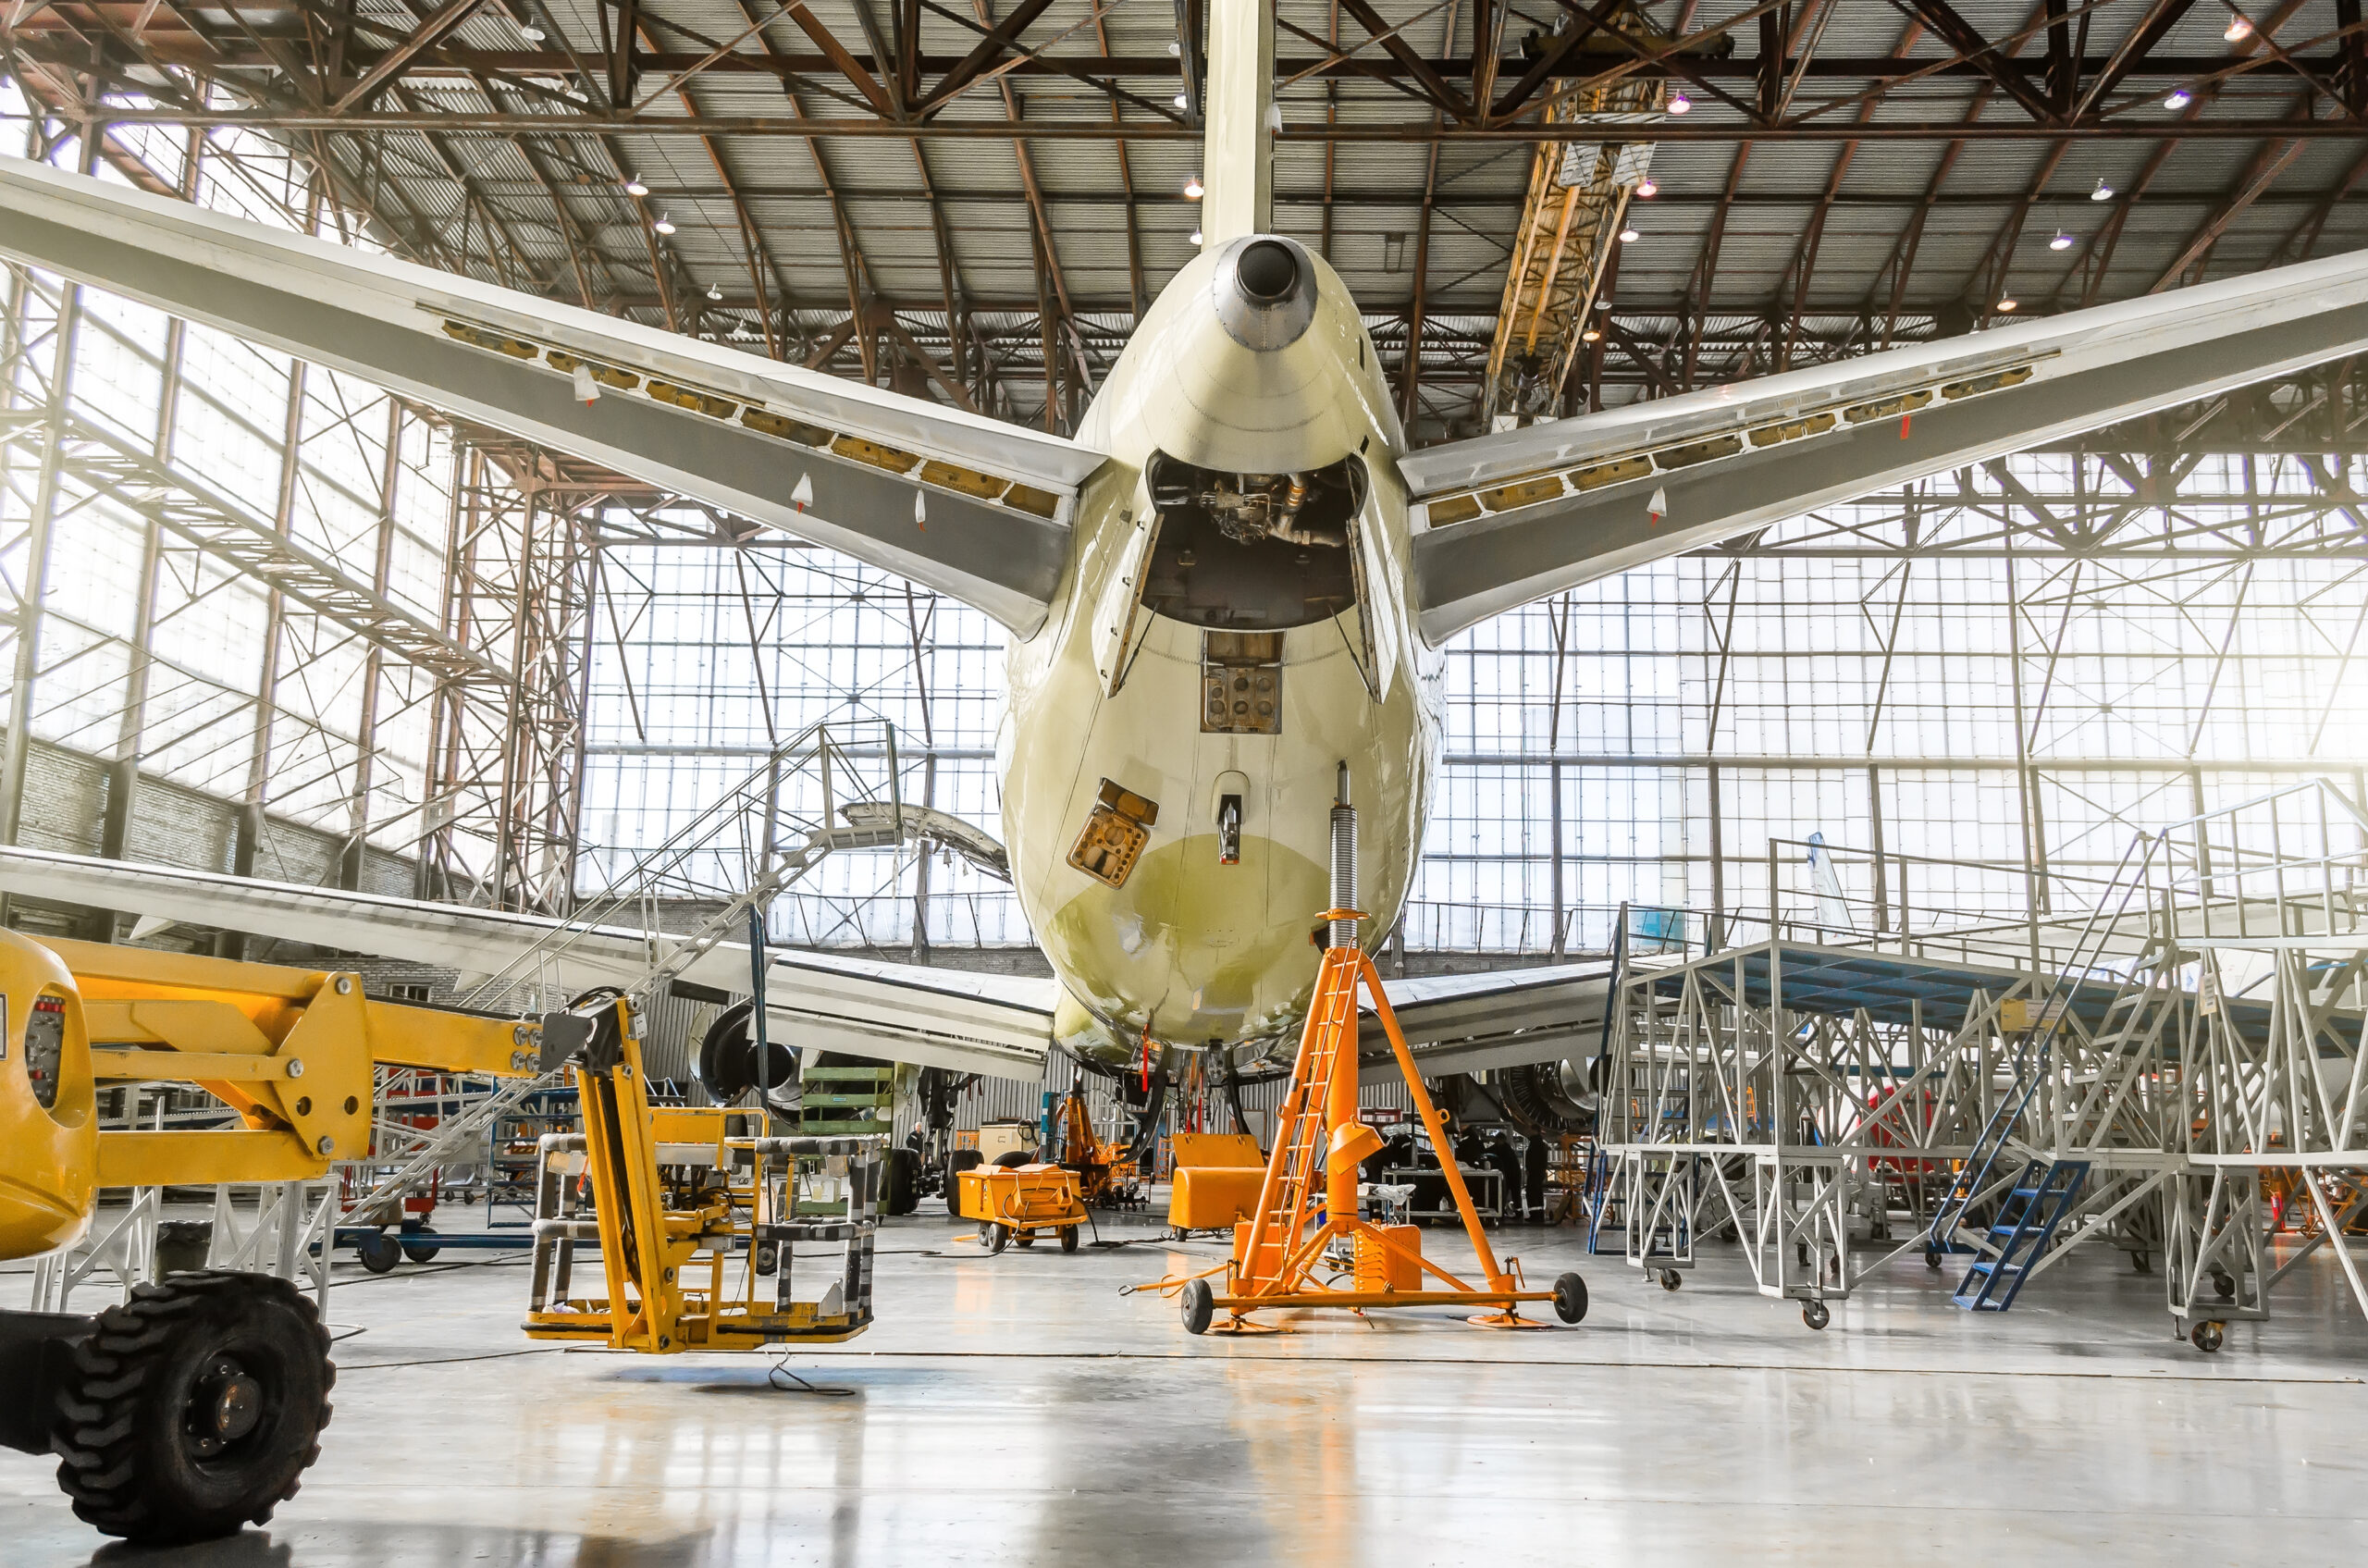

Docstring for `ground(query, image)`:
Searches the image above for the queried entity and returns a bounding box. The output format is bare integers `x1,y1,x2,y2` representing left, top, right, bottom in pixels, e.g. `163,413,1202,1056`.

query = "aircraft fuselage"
996,236,1442,1064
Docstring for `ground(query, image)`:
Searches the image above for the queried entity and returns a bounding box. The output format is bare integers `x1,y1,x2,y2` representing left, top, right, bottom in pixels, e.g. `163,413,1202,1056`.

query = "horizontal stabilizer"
1406,245,2368,642
0,157,1104,634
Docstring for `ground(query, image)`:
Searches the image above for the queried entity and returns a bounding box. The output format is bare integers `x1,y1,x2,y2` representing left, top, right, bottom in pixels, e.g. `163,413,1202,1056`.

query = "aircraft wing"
1402,246,2368,643
0,846,1054,1080
1363,960,1613,1080
0,156,1103,635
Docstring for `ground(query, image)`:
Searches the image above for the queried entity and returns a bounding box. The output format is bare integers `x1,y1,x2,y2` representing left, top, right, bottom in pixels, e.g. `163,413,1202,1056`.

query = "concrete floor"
6,1205,2366,1566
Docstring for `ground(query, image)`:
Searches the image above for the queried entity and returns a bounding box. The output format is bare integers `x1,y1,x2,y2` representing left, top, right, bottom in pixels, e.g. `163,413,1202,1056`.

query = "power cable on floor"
766,1356,856,1396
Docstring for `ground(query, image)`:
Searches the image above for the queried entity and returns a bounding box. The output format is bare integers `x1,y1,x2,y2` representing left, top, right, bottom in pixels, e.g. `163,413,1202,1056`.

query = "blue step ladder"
1954,1158,2090,1311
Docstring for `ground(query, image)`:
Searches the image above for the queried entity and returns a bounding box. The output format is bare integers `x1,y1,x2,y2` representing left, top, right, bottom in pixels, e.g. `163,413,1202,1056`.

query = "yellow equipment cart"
956,1159,1086,1253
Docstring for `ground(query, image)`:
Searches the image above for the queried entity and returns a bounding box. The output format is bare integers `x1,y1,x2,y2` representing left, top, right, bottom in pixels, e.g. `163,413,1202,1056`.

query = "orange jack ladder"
1169,764,1587,1335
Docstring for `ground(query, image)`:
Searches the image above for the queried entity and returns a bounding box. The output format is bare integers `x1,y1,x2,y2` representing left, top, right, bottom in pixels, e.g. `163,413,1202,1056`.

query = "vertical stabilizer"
1202,0,1275,243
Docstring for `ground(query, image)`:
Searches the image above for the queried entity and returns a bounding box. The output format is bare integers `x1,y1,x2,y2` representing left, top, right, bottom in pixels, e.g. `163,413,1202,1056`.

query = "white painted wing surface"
1404,244,2368,642
0,156,1105,634
0,847,1053,1080
1364,960,1614,1080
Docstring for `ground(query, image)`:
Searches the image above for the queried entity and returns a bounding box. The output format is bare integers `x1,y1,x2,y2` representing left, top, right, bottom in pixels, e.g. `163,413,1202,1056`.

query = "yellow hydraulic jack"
1160,768,1588,1335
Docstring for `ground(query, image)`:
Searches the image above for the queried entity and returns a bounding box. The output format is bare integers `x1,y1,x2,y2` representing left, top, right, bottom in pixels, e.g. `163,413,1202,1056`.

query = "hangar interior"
2,1,2366,1562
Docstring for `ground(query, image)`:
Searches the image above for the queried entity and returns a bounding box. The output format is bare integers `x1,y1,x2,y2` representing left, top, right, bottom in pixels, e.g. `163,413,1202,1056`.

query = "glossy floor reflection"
6,1209,2365,1565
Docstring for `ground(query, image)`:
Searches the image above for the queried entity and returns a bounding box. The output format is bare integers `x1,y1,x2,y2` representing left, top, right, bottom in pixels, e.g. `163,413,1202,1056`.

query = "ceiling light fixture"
2224,14,2253,43
1190,228,1203,245
1174,93,1190,109
1184,176,1203,199
1581,327,1602,342
520,23,545,42
624,176,648,196
2164,85,2192,109
1998,298,2018,312
2050,230,2073,251
1667,91,1691,115
2091,179,2114,201
653,214,675,234
1634,176,1658,198
707,282,722,301
1619,226,1640,242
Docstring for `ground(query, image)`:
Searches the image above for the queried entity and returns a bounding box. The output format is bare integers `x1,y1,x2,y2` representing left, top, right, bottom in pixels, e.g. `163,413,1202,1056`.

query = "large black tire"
991,1149,1034,1169
883,1147,922,1217
1552,1271,1588,1324
1181,1278,1215,1335
52,1270,334,1545
1060,1225,1080,1254
353,1230,400,1274
944,1149,985,1217
399,1225,440,1266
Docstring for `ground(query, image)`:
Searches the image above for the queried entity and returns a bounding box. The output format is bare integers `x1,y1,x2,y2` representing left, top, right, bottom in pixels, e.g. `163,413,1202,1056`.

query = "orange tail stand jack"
1153,763,1589,1336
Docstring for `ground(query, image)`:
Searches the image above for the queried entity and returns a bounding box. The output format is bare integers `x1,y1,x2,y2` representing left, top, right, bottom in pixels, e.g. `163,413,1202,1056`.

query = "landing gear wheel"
2212,1270,2236,1301
1060,1226,1080,1254
984,1223,1009,1255
1659,1268,1683,1292
883,1147,922,1217
2190,1319,2225,1353
52,1270,335,1545
399,1226,439,1266
1552,1272,1588,1324
1181,1279,1215,1336
353,1230,400,1274
1802,1300,1831,1331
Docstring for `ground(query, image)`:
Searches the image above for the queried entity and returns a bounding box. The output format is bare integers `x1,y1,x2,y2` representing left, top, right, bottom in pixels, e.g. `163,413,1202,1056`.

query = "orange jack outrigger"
1162,766,1587,1335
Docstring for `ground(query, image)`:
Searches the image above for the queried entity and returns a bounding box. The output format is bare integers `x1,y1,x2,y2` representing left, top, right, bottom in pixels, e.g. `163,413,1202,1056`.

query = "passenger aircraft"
6,1,2368,1092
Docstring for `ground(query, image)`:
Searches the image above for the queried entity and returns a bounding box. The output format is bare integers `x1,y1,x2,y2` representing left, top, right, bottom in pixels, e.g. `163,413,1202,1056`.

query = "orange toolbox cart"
956,1159,1087,1253
1165,1131,1268,1239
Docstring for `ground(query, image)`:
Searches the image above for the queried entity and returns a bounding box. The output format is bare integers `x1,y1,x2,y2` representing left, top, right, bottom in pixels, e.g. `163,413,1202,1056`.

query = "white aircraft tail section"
1201,0,1276,244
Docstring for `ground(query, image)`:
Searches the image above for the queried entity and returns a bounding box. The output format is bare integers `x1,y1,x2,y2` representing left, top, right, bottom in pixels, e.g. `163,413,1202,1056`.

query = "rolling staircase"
1924,833,2166,1309
1954,1158,2091,1310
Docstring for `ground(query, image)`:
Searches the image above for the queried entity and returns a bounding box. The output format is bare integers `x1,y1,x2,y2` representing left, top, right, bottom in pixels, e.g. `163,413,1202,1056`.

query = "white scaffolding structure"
1601,781,2367,1347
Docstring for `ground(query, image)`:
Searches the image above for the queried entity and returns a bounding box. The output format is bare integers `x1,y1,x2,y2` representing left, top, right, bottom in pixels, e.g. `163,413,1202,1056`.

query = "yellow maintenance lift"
0,926,878,1546
0,929,536,1544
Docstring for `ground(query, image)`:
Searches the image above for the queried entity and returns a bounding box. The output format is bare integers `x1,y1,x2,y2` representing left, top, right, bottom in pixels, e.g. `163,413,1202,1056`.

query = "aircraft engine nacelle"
0,929,96,1262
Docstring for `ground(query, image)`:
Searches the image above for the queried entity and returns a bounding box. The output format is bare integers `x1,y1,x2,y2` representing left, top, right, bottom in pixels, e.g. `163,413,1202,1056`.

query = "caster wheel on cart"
1181,1278,1215,1336
1802,1300,1831,1331
1923,1247,1942,1272
2212,1271,2236,1301
753,1242,779,1277
1552,1272,1588,1325
1060,1226,1080,1254
52,1270,336,1545
400,1225,440,1265
2190,1320,2226,1352
984,1222,1009,1255
354,1230,401,1274
1659,1268,1683,1292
